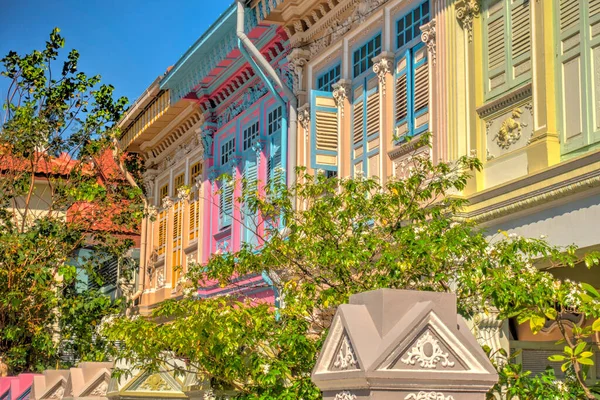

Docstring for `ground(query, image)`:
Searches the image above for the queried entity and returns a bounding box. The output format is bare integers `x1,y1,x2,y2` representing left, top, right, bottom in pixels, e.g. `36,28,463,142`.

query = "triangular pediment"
41,379,66,400
80,372,110,397
125,372,182,394
376,311,488,374
328,333,360,372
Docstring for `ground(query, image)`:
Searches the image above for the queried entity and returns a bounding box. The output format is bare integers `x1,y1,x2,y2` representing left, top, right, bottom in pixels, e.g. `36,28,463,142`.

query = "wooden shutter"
557,0,584,148
158,211,167,255
311,90,339,171
220,181,233,228
395,55,409,139
413,46,429,134
189,198,198,241
485,0,507,95
268,135,282,188
510,0,532,82
243,158,258,201
366,79,379,137
353,98,364,144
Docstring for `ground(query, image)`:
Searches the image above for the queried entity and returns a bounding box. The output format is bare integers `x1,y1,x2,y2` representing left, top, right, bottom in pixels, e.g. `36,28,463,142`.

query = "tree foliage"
0,28,142,373
107,138,600,398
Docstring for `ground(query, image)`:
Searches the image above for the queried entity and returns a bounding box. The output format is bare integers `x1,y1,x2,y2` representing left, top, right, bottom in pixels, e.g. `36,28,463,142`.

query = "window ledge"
477,83,532,118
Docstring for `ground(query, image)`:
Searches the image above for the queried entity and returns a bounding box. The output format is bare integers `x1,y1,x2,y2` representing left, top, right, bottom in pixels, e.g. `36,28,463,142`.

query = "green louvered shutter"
510,0,532,84
485,0,508,97
395,54,409,140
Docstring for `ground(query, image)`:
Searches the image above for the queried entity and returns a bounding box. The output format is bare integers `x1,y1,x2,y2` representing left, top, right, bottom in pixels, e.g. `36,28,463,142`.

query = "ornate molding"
177,186,191,201
334,392,356,400
90,381,108,396
162,196,174,209
143,172,157,197
372,52,394,95
456,0,480,42
216,85,268,128
401,331,455,369
476,83,532,118
298,103,310,131
405,393,454,400
333,335,358,370
332,80,351,117
420,19,437,65
288,49,311,95
492,108,527,150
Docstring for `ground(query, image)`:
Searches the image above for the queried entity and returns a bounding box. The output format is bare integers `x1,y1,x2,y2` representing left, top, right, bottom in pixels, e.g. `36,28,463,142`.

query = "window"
394,44,429,142
221,138,235,165
483,0,532,99
243,122,260,151
268,107,283,136
172,201,182,283
353,34,382,78
352,77,381,178
190,162,202,184
556,0,600,154
160,184,169,199
310,91,339,172
396,2,430,49
219,180,234,228
174,173,185,190
267,134,282,188
317,64,341,92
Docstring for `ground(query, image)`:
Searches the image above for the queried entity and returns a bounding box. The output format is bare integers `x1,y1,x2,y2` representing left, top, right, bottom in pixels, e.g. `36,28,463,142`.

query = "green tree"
107,137,600,399
0,28,142,373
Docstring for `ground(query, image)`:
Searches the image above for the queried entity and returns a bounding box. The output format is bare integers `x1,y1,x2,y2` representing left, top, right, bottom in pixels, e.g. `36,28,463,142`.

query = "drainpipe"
235,0,298,190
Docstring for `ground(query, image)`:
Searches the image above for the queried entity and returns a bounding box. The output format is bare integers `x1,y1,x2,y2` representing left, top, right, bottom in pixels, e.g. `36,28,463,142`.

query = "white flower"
262,364,270,374
508,233,518,239
540,234,548,239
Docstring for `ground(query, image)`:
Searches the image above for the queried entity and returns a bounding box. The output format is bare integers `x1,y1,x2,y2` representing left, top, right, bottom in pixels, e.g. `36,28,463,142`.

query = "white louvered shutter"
220,181,233,228
243,158,258,244
311,91,339,171
366,80,379,137
353,95,364,145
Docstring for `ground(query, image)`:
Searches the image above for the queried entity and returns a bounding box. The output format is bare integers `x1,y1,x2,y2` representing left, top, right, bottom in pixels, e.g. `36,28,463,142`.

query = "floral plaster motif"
332,81,351,117
333,335,358,370
401,331,455,369
456,0,480,42
405,392,454,400
420,19,436,65
334,391,356,400
493,108,527,150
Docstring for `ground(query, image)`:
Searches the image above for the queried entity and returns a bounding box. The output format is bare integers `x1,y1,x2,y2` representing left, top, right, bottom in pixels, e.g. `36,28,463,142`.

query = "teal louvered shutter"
310,90,339,172
268,135,282,189
219,180,233,228
243,158,258,244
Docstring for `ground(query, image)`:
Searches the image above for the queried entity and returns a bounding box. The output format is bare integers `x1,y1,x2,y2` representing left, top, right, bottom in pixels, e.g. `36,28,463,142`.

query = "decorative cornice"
372,52,394,95
332,79,352,117
420,19,436,65
387,136,428,160
455,0,481,42
476,83,532,118
459,168,600,223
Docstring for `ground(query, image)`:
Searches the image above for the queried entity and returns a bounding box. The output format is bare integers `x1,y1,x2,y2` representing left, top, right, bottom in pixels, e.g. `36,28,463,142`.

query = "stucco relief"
334,391,356,400
332,80,351,116
420,19,436,65
455,0,480,42
372,53,394,95
485,102,533,159
333,335,358,370
405,392,454,400
401,331,455,369
298,104,311,132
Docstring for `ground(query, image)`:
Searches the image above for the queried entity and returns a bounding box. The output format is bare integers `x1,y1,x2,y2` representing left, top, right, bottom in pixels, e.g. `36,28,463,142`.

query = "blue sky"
0,0,232,104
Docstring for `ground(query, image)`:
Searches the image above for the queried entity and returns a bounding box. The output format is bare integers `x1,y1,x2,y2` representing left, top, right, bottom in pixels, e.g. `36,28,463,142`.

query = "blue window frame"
243,122,260,151
351,76,381,178
317,64,341,92
396,2,430,49
267,107,282,135
221,138,235,165
353,34,382,78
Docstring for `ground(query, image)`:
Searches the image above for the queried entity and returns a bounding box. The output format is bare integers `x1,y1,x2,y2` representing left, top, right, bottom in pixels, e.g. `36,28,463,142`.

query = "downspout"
236,0,297,190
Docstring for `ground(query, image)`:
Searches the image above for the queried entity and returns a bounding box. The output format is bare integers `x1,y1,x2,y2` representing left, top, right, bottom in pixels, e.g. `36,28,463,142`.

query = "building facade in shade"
120,4,291,314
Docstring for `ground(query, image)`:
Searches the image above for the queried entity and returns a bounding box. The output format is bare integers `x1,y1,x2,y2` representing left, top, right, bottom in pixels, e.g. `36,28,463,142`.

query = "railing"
119,90,171,150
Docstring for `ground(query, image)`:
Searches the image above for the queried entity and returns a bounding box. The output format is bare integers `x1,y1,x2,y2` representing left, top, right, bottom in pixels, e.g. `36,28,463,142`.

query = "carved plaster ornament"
139,375,170,391
353,0,386,25
420,19,437,65
334,392,357,400
298,104,311,132
309,36,330,57
288,49,311,95
177,186,191,201
333,335,358,370
493,108,527,150
162,196,174,210
332,80,351,117
456,0,480,42
401,331,455,369
90,381,108,396
405,392,455,400
48,386,65,399
203,389,216,400
372,53,394,95
157,269,165,288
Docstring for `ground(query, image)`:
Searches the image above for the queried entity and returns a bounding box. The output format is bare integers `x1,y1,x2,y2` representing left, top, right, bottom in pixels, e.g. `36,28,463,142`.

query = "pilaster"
373,52,395,182
527,0,560,173
333,79,352,178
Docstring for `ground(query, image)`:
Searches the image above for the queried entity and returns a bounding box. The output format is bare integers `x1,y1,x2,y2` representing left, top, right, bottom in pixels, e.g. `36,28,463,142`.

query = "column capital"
372,52,395,95
456,0,481,42
287,48,311,96
332,79,352,117
420,19,437,65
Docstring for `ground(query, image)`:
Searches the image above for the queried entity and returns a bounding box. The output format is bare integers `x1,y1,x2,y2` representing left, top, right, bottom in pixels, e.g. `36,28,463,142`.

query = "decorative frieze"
455,0,480,42
216,85,269,129
405,393,454,400
334,392,356,400
420,19,436,65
